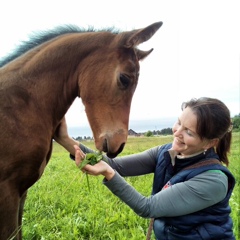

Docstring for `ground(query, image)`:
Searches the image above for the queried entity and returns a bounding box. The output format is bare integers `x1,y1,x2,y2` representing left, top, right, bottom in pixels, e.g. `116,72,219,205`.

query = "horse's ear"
124,21,163,48
135,48,154,61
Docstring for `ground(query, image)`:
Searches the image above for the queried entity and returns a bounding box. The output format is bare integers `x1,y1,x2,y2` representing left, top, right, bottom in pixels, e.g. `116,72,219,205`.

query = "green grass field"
22,133,239,239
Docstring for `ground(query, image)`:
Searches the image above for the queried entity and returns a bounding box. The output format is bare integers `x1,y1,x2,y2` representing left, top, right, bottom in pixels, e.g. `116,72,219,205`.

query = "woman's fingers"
73,145,110,177
74,145,85,166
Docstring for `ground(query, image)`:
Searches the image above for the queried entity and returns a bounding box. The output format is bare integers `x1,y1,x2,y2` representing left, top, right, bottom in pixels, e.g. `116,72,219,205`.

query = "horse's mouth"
103,139,125,158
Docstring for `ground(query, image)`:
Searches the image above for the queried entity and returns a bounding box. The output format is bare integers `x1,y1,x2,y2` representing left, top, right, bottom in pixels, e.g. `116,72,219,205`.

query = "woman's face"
172,107,210,156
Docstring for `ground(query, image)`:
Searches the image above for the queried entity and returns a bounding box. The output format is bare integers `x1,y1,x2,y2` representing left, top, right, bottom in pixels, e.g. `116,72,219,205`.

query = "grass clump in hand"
79,151,103,169
78,151,103,191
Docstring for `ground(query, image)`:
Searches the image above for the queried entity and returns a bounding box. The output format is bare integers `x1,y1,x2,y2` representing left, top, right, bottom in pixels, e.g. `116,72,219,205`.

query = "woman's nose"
174,126,182,137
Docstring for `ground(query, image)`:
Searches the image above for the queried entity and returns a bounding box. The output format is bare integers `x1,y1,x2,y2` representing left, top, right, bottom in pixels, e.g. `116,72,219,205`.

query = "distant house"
128,129,140,136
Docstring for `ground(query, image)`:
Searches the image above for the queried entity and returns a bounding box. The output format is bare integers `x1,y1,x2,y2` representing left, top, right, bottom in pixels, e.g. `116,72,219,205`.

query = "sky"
1,0,240,129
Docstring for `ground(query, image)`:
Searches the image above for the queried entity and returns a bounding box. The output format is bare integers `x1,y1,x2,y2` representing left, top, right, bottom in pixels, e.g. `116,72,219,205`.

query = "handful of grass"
78,151,103,169
78,151,103,191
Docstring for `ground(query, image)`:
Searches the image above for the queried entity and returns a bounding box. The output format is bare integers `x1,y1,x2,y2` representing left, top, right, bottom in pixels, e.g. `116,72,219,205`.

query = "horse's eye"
119,74,130,89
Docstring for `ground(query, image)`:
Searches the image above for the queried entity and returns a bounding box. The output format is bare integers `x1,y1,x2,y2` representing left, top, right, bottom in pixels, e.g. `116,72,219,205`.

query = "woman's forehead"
179,107,197,129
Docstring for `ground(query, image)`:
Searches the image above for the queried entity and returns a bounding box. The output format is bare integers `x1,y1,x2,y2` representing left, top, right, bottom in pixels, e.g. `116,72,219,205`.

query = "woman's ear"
204,138,219,150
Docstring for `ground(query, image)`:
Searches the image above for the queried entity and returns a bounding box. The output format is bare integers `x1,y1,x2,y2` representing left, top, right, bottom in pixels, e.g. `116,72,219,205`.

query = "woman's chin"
172,140,183,152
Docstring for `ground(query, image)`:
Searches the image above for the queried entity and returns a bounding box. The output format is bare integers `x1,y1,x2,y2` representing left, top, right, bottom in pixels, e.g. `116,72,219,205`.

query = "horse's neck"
3,44,80,123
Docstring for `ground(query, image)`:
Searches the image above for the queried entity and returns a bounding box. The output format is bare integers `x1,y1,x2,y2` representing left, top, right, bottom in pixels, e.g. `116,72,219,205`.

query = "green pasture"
22,133,239,239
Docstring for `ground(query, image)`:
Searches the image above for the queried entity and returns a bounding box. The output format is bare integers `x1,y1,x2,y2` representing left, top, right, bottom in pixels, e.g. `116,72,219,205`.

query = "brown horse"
0,21,162,239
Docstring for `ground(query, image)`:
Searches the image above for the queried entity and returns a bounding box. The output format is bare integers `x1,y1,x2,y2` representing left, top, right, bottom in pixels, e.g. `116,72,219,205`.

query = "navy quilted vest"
152,144,235,240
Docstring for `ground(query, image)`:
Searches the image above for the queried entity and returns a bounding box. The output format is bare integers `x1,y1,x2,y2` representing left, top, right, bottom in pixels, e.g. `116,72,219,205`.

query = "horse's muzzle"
103,139,125,158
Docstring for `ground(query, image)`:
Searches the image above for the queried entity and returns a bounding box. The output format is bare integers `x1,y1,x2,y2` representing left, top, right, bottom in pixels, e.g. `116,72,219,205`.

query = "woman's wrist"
103,167,115,180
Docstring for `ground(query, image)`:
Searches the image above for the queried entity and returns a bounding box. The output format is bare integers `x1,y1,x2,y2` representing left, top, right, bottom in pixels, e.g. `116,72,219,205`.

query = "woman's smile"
175,138,184,145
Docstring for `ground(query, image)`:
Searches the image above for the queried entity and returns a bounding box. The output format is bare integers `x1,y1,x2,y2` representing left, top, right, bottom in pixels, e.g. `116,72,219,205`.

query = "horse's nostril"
102,138,108,153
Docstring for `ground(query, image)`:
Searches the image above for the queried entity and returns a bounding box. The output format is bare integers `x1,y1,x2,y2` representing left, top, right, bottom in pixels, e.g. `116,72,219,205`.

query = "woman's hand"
74,145,115,180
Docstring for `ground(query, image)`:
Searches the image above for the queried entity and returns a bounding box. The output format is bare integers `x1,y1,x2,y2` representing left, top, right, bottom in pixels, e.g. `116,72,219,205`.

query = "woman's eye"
186,129,193,136
119,74,130,89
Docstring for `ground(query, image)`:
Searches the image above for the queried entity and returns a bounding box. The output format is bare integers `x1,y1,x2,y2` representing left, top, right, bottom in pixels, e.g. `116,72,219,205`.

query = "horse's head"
79,22,163,158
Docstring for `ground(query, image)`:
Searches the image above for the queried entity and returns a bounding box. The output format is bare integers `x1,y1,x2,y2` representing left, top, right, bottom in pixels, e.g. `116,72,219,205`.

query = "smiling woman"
55,96,236,240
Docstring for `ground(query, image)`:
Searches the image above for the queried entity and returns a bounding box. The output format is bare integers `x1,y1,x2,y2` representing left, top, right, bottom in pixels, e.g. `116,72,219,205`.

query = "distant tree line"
144,127,172,137
232,114,240,131
74,136,93,141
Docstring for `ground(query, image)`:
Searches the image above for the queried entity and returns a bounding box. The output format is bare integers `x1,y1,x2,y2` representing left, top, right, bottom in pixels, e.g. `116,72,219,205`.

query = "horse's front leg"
18,191,28,240
0,182,21,240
